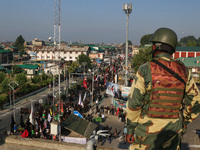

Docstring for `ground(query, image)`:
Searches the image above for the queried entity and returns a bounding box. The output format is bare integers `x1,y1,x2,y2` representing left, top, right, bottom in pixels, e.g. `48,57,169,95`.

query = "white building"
27,45,89,61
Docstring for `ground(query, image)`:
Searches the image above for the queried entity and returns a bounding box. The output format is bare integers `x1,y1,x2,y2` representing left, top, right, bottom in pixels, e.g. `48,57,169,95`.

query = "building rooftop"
176,46,200,52
16,64,39,69
0,49,12,53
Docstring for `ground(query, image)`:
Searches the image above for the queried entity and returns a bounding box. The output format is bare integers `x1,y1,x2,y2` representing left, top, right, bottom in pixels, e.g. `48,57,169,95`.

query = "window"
70,57,72,59
70,51,72,54
76,52,78,54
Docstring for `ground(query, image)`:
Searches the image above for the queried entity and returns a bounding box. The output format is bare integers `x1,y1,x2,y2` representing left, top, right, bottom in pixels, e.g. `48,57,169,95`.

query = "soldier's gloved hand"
127,134,135,143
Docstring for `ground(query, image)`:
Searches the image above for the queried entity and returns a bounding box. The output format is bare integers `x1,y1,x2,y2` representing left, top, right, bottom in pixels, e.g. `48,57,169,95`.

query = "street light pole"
8,81,19,122
91,68,94,106
123,3,132,86
82,62,87,79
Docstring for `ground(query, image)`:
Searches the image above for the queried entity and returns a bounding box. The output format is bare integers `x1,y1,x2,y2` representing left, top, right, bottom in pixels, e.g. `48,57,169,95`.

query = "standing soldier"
126,27,200,149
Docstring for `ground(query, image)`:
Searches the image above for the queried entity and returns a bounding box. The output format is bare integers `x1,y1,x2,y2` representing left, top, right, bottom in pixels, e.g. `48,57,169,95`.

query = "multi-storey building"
0,49,13,65
173,47,200,59
27,45,89,61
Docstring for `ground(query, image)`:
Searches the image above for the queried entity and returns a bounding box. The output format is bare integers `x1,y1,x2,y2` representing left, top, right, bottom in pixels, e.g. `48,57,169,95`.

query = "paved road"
98,96,200,150
1,90,200,150
0,82,67,136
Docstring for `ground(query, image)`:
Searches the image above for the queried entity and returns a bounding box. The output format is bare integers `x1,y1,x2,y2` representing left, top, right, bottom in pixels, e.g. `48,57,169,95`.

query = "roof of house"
177,56,200,67
89,46,105,52
0,49,12,53
0,65,5,70
100,45,116,49
16,64,39,69
60,114,97,139
6,69,12,73
176,46,200,52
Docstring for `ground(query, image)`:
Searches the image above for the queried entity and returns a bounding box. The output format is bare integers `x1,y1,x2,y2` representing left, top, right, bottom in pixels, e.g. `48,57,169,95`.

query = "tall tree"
77,54,92,69
13,65,23,74
123,40,132,46
132,46,152,72
67,61,79,73
187,40,197,47
0,72,6,83
16,73,27,86
180,36,197,45
14,35,25,54
140,34,153,46
0,78,11,93
0,93,8,109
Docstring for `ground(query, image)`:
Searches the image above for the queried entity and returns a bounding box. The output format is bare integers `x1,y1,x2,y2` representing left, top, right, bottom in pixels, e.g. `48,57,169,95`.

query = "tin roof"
176,46,200,52
60,114,97,139
0,65,5,70
0,49,12,53
16,64,39,69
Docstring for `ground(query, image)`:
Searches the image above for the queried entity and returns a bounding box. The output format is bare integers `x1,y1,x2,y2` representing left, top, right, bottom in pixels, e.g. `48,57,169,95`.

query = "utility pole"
91,68,94,106
123,3,132,86
8,81,19,122
82,62,87,79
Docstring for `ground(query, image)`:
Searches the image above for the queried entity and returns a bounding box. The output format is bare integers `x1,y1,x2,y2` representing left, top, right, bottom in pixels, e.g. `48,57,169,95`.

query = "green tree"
41,73,48,81
31,75,41,84
123,40,132,46
77,54,92,69
14,35,25,54
180,36,196,44
13,65,23,74
187,40,197,46
0,72,6,83
140,34,153,46
0,93,8,109
66,61,79,73
132,46,152,72
128,40,132,45
16,73,27,86
0,78,11,93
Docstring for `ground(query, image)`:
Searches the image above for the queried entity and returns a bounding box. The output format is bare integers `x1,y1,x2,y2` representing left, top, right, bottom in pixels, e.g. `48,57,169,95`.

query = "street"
0,81,67,136
1,83,200,150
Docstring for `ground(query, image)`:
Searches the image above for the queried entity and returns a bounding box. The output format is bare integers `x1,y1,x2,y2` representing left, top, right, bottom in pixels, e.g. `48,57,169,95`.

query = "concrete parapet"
5,135,121,150
5,135,86,150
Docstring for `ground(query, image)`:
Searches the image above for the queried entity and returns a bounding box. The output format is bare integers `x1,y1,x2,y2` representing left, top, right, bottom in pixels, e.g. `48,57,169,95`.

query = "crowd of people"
8,56,129,145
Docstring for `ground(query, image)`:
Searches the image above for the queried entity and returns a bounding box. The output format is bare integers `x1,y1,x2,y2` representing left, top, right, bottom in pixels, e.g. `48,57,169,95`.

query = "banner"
121,86,131,99
106,82,131,100
83,92,87,102
29,102,34,124
61,136,86,144
83,79,87,89
106,82,120,97
114,98,127,109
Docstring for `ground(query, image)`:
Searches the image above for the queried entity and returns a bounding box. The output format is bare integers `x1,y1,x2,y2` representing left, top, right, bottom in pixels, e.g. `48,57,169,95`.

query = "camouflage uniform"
127,53,200,150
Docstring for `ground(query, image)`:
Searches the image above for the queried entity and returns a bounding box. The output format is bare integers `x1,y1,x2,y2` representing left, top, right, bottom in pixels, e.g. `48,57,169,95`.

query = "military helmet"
149,27,177,52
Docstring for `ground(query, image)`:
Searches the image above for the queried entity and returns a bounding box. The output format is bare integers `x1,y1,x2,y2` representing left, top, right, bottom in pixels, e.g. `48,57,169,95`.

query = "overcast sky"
0,0,200,45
